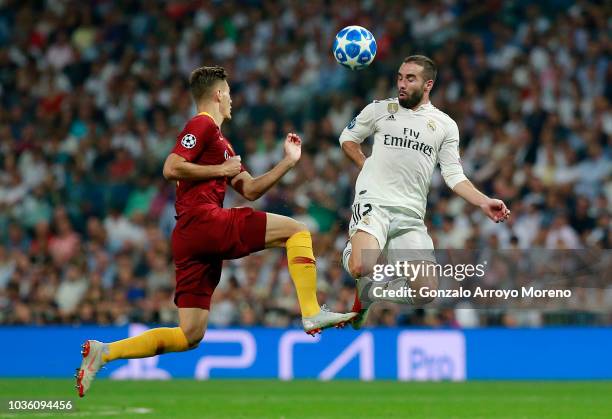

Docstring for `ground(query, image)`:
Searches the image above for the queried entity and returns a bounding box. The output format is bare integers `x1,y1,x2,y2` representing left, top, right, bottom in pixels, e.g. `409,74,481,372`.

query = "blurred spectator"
55,264,88,315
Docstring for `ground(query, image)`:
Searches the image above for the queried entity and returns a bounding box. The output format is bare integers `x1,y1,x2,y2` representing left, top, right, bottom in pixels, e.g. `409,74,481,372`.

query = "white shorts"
348,200,435,263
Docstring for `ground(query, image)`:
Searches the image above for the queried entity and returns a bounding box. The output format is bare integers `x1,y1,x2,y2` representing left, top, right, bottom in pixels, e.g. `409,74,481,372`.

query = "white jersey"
340,98,467,218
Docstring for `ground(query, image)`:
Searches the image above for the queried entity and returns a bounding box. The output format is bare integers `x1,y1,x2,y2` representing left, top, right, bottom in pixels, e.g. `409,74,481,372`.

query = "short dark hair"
403,55,437,83
189,66,228,102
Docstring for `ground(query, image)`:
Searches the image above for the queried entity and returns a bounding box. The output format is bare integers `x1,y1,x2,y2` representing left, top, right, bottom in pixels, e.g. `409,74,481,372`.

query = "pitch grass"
1,380,611,418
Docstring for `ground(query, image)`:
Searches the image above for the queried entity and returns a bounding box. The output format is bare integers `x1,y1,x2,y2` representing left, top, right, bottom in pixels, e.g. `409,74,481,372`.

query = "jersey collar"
197,111,217,125
414,102,433,111
397,100,433,112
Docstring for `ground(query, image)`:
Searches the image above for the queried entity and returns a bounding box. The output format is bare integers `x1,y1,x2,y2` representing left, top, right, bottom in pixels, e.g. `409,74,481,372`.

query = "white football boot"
302,305,357,336
75,340,106,398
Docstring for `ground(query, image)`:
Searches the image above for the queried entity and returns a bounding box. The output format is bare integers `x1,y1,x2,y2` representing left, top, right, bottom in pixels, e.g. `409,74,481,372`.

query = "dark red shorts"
171,204,267,310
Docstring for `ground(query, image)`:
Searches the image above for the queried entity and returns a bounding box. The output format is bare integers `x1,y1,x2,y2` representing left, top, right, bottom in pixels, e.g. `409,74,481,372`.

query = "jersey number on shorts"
351,203,372,224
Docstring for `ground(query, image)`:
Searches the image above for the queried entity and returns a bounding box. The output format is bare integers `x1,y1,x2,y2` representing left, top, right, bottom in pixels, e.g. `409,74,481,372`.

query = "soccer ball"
332,25,377,70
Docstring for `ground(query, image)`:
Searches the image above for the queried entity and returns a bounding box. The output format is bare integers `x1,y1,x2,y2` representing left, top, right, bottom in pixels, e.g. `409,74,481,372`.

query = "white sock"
342,242,352,273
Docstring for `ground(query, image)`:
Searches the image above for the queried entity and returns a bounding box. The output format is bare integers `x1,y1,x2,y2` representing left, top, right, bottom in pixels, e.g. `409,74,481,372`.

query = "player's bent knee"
289,220,308,235
349,265,363,279
180,324,206,348
267,215,310,247
348,256,366,279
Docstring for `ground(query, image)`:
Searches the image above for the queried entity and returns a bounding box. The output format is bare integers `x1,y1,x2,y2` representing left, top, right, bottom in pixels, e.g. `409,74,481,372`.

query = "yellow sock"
286,231,321,318
102,327,189,362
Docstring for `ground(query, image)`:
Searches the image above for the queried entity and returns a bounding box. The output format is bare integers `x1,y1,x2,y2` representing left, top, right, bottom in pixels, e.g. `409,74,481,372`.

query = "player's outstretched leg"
75,327,189,397
266,213,356,335
75,310,205,397
343,231,382,330
344,261,438,331
343,241,373,330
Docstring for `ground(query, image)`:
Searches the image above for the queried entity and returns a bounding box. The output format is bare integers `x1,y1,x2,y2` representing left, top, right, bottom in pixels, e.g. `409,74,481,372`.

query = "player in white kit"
340,55,511,328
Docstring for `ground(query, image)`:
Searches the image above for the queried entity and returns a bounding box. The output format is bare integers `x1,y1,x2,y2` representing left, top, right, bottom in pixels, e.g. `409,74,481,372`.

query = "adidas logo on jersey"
386,114,395,121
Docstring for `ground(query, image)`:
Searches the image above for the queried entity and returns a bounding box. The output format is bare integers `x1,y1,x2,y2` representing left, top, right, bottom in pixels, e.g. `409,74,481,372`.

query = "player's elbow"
243,191,258,201
442,171,468,191
162,159,178,181
242,187,260,201
341,139,357,153
241,180,262,201
163,154,187,181
162,165,176,181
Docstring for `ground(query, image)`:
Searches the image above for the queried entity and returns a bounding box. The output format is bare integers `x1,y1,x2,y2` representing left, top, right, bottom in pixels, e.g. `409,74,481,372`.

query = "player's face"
397,62,429,109
217,81,232,120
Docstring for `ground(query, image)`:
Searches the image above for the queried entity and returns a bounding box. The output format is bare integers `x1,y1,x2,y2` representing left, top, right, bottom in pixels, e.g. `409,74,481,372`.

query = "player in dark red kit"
75,66,356,397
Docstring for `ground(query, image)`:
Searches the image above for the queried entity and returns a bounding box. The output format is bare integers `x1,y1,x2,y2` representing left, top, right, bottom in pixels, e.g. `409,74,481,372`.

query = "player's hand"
480,198,511,223
221,156,242,177
283,133,302,165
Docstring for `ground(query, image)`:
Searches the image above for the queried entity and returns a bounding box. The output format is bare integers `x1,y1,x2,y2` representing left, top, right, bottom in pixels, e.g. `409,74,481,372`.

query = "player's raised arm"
453,180,510,223
162,153,241,181
339,102,376,168
230,133,301,201
440,120,510,223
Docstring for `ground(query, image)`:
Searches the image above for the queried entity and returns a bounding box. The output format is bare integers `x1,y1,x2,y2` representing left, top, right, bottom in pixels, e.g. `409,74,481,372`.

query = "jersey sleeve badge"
181,134,197,149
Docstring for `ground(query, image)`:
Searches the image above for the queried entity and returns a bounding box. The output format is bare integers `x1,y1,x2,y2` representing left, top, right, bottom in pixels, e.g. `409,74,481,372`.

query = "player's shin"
101,327,190,362
286,231,321,317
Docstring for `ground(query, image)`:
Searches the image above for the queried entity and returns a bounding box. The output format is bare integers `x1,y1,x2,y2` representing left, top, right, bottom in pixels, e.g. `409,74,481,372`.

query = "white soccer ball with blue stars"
333,25,377,70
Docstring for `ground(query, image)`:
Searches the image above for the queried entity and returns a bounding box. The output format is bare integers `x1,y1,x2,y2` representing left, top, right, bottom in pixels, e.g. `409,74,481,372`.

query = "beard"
398,88,424,109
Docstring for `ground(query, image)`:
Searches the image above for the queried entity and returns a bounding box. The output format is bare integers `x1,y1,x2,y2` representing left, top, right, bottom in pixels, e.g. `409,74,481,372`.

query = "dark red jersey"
170,112,243,215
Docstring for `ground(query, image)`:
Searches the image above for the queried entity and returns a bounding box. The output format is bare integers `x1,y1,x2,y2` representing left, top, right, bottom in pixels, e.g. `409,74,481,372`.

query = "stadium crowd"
0,0,610,328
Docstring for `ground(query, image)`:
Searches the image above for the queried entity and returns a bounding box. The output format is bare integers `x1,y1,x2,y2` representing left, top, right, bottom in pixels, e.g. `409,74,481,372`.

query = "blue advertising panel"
1,326,611,380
